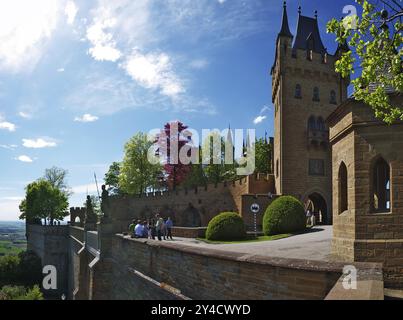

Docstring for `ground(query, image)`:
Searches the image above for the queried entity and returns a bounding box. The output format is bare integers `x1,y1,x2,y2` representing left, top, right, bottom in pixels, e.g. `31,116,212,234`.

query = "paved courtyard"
172,226,333,262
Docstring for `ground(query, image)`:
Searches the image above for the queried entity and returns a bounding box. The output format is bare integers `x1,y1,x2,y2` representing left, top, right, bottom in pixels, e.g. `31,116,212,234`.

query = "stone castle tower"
271,3,349,224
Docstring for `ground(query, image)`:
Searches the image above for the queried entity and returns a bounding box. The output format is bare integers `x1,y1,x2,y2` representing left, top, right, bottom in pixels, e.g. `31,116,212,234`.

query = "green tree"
0,285,43,300
254,138,272,174
19,180,69,225
0,251,42,288
104,162,121,189
181,147,207,189
202,131,237,184
83,195,101,216
119,132,163,195
327,0,402,123
43,166,72,196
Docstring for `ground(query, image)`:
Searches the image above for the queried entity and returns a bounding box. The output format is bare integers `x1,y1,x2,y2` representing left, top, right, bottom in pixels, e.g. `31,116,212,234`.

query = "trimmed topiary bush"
206,212,246,241
263,196,306,236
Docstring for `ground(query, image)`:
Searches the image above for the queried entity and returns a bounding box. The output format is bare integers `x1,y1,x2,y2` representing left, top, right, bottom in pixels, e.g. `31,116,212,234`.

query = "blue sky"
0,0,355,220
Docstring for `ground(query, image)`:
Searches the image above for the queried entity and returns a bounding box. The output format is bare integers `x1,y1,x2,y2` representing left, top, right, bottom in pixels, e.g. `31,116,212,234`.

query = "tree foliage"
0,250,42,288
254,138,272,174
119,132,163,195
327,0,402,123
43,166,72,196
19,180,69,224
156,121,192,190
0,285,43,300
83,195,101,216
104,161,121,189
202,131,237,184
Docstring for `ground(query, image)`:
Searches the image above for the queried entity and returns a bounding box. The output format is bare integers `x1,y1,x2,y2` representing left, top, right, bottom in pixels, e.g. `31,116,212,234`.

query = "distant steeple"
278,1,293,38
226,124,233,146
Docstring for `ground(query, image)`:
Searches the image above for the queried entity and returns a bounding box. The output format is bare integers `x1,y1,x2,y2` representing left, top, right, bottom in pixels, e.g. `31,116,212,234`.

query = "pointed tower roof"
226,124,233,146
278,1,293,38
292,8,326,54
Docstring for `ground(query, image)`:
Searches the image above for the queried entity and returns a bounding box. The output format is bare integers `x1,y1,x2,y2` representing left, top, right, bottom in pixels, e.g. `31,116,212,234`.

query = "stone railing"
325,263,384,300
106,235,384,300
69,226,85,244
86,231,99,256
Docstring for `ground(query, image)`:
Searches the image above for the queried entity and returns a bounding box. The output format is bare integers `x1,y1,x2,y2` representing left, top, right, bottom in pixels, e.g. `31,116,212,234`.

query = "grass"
196,233,292,244
0,240,26,256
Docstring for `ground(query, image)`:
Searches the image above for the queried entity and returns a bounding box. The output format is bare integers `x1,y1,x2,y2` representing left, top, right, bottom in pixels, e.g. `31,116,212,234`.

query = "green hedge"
263,196,306,236
206,212,246,241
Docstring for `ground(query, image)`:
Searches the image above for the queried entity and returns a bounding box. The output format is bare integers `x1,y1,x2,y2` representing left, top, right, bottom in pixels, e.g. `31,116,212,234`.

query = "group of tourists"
129,215,173,241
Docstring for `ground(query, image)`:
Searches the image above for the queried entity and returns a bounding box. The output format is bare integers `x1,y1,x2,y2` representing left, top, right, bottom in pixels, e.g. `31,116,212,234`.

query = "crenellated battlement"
110,173,273,201
70,207,86,226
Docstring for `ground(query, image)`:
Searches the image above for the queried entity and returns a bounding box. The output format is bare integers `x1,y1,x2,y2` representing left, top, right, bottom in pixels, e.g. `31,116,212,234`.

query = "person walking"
306,210,312,227
155,215,163,241
165,217,173,240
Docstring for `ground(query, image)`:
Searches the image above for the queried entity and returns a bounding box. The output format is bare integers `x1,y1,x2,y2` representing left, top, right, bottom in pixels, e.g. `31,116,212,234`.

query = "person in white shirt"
134,220,144,238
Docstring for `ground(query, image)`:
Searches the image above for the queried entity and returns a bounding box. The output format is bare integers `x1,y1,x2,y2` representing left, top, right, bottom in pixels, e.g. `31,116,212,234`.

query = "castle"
26,3,403,299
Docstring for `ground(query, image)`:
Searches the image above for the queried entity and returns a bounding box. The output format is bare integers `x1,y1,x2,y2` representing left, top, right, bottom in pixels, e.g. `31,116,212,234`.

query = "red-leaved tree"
156,121,192,190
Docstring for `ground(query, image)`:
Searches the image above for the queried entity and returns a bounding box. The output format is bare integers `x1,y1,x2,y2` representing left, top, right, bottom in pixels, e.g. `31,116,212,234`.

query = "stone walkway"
168,226,333,262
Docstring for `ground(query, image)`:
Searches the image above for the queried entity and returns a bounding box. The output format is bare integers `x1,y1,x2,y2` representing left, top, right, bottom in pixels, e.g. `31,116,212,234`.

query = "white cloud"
253,116,267,125
57,68,65,73
0,144,17,150
72,183,98,194
18,111,32,119
0,198,22,220
65,1,78,25
22,138,57,149
74,114,99,123
86,8,122,62
0,0,63,72
1,196,24,201
0,120,16,132
16,155,33,163
189,59,209,70
122,50,184,98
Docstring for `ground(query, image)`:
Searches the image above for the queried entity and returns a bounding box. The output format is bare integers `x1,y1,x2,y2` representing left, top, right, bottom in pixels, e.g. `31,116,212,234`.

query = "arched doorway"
305,193,330,225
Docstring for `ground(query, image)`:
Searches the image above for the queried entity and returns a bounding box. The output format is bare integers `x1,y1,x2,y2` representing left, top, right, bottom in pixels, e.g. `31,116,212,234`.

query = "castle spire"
292,7,326,55
278,1,293,38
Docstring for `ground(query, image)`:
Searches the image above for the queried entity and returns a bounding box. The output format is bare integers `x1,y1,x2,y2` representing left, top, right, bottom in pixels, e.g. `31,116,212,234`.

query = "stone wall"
107,235,354,300
329,94,403,289
26,224,69,299
106,174,275,234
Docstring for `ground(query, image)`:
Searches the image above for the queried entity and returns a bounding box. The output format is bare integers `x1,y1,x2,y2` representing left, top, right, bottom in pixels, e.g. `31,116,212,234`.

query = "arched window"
313,87,320,101
308,116,316,130
317,117,325,131
372,157,391,212
330,90,337,104
338,162,348,213
295,84,302,99
276,160,279,178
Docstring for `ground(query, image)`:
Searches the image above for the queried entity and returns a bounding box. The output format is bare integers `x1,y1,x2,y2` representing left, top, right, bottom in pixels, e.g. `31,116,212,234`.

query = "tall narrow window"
372,157,391,212
317,117,325,131
313,87,320,101
330,90,337,104
276,160,279,178
308,116,316,130
338,162,348,213
295,84,302,99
